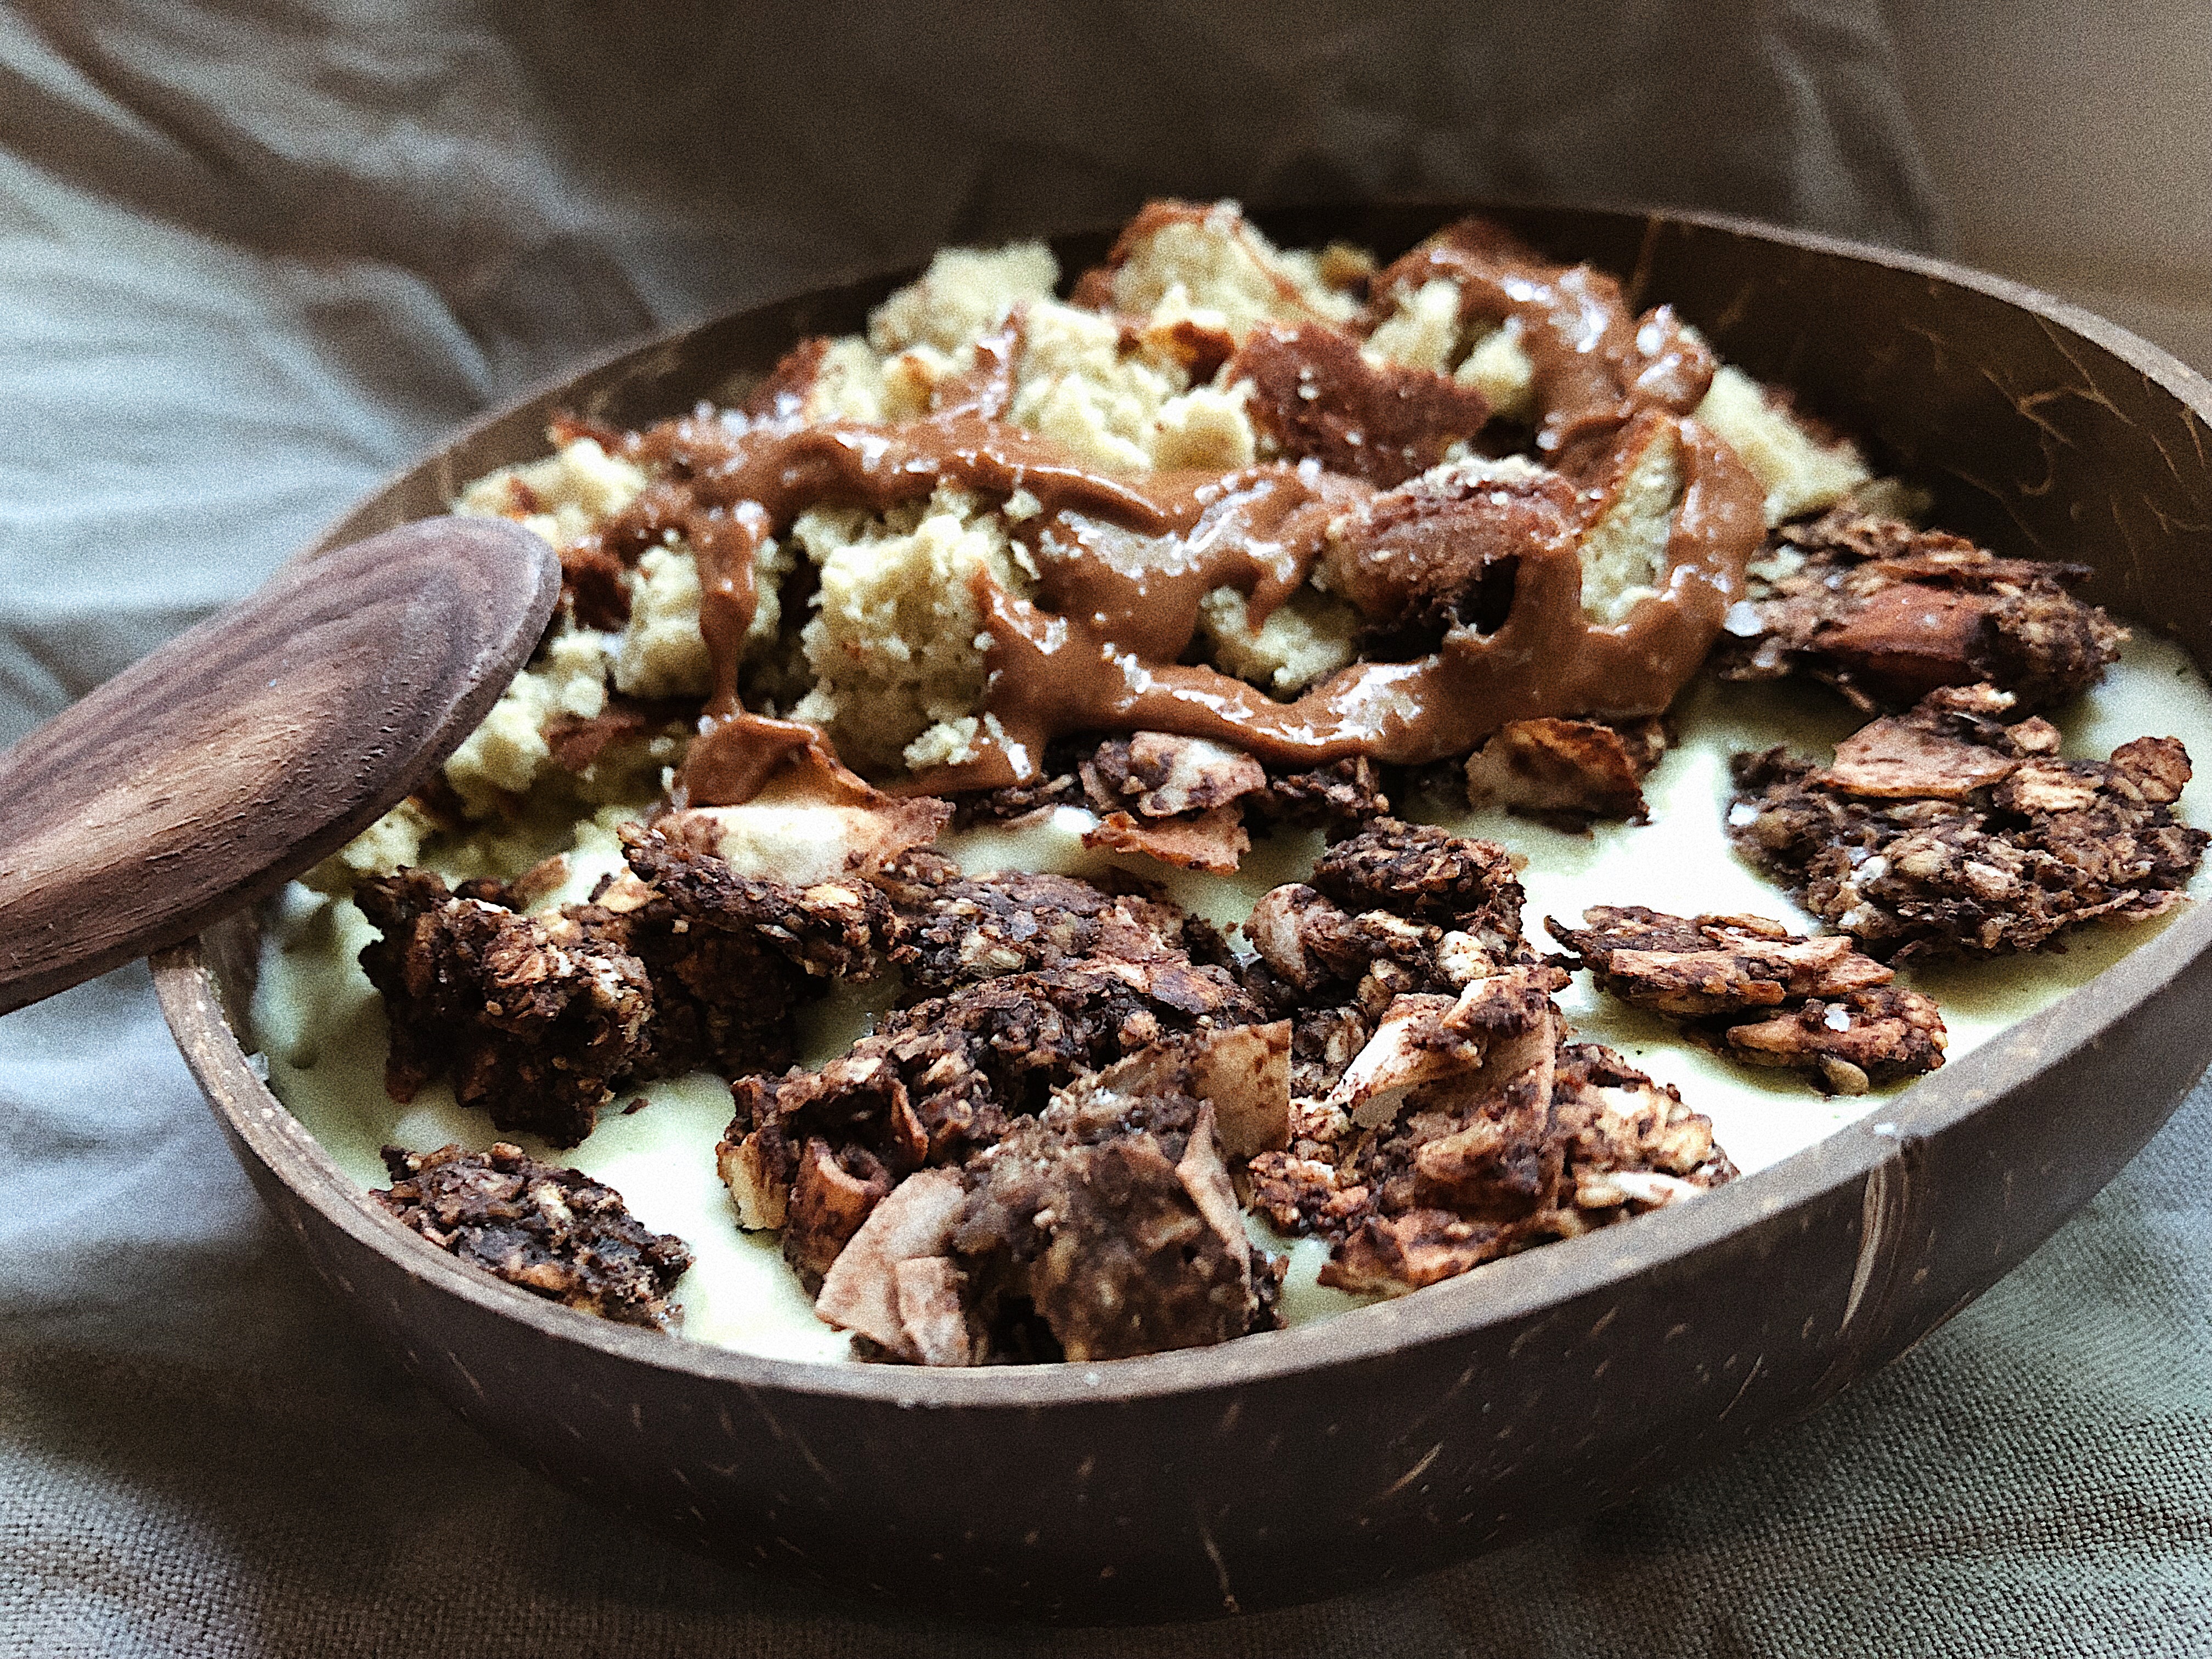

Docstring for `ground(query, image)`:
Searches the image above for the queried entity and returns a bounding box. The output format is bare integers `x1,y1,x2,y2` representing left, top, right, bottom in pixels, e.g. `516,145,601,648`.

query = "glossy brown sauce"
912,420,1760,792
583,218,1764,805
1365,218,1718,453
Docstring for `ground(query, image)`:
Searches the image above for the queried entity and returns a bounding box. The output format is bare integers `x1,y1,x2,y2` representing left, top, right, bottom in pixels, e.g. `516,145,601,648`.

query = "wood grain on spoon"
0,518,560,1015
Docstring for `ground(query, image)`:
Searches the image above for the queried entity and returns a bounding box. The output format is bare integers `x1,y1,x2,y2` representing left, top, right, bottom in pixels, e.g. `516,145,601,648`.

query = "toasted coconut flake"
814,1167,972,1363
1464,716,1664,822
661,793,951,887
1084,804,1252,872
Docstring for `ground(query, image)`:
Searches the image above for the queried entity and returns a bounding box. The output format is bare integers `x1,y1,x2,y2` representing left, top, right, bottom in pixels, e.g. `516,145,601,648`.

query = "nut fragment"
1715,507,2124,711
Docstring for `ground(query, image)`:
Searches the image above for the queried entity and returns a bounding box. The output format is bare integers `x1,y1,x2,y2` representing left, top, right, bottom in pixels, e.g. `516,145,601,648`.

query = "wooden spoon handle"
0,518,560,1014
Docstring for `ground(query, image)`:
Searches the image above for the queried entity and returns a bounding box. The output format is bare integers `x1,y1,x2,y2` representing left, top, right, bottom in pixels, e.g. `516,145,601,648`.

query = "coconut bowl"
153,202,2212,1623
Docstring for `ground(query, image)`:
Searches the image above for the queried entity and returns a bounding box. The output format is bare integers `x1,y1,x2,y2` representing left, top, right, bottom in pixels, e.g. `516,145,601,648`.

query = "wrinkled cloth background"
4,4,2209,1655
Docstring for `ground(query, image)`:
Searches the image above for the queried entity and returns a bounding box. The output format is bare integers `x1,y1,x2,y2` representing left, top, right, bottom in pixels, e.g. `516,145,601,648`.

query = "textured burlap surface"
5,5,2205,1653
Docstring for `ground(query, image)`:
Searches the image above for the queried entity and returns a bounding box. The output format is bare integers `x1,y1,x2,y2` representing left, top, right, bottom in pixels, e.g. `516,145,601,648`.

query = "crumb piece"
781,485,1030,775
869,241,1060,382
453,434,649,558
1547,906,1945,1090
1069,199,1357,336
1465,716,1667,825
1730,685,2208,960
1691,364,1871,526
1571,412,1683,623
374,1142,690,1329
1716,508,2125,712
1195,584,1361,696
307,795,444,891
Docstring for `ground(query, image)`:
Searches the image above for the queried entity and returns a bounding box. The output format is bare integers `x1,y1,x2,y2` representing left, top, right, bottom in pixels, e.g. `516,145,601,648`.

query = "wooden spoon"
0,518,561,1015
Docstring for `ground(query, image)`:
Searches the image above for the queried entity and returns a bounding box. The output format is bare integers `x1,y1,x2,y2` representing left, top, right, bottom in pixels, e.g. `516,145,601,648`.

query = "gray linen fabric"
5,4,2206,1653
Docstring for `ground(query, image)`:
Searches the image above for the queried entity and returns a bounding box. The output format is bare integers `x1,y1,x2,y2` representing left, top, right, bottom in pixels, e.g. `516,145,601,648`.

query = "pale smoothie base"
247,632,2212,1362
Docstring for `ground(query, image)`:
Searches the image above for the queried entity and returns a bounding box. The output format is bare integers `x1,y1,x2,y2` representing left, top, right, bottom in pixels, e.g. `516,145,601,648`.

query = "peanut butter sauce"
600,218,1763,805
910,420,1761,792
1368,219,1716,455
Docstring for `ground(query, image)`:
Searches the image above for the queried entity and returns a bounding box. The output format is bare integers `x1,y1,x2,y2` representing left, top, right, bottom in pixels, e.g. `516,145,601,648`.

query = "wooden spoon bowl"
0,518,558,1014
153,202,2212,1623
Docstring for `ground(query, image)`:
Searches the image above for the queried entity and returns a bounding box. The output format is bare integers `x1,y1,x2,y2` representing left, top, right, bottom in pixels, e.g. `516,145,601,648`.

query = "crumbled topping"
871,849,1222,997
356,871,654,1147
719,940,1263,1292
356,828,898,1146
1227,819,1730,1296
1075,731,1269,872
1248,1010,1733,1295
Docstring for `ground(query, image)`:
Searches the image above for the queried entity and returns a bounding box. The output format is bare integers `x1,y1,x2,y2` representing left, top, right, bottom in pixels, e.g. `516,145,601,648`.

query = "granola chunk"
811,1084,1282,1368
616,826,883,1081
356,870,653,1147
718,948,1265,1285
947,735,1384,855
1717,509,2124,712
1072,731,1267,873
1308,817,1527,950
374,1142,691,1329
1239,819,1536,1120
358,832,893,1146
1730,685,2208,960
1247,755,1391,832
870,850,1225,998
1246,980,1732,1296
1548,1043,1740,1218
1547,905,1946,1092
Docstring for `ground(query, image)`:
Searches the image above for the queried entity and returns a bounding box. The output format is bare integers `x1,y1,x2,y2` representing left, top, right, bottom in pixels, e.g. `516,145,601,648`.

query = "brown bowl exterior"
156,203,2212,1623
